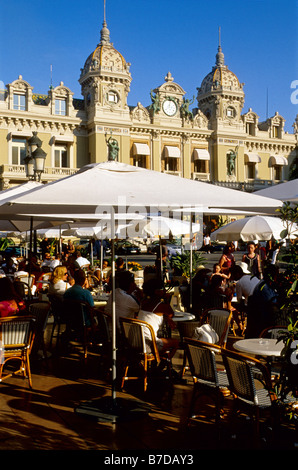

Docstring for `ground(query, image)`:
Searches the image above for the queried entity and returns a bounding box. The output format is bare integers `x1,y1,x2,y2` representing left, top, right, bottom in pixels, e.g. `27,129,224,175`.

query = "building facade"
0,18,297,192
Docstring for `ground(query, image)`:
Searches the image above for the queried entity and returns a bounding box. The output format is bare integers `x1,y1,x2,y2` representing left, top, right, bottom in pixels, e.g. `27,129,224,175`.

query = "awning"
132,142,150,156
164,146,181,158
193,148,210,160
268,156,288,167
244,152,261,163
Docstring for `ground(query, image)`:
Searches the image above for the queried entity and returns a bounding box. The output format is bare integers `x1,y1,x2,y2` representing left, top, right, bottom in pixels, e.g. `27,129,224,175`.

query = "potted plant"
272,203,298,421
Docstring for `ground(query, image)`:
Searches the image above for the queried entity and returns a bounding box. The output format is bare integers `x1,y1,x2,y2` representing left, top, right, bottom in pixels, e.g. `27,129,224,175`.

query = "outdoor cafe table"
233,338,284,357
172,311,196,322
233,337,284,372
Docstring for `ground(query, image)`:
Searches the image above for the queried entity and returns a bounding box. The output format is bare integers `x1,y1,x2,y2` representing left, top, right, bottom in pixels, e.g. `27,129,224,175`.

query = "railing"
192,172,210,181
0,164,78,180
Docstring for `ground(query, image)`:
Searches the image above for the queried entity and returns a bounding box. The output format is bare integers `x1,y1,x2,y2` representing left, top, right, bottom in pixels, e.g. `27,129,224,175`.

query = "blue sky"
1,0,297,132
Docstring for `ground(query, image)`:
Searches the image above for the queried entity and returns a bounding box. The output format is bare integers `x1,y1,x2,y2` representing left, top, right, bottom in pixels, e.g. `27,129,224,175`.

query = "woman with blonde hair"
48,266,73,299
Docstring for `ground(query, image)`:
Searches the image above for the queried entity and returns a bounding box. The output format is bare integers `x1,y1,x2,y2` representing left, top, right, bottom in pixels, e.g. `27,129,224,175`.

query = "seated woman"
48,266,73,300
0,277,26,317
138,278,179,361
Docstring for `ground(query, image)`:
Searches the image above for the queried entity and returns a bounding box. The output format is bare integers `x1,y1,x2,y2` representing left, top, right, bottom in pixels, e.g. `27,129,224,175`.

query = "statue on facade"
227,145,238,176
180,95,195,120
293,114,298,134
105,133,119,161
149,90,160,115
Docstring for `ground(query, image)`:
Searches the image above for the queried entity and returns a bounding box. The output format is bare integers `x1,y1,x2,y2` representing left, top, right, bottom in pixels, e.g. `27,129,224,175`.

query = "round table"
172,311,196,322
233,338,284,357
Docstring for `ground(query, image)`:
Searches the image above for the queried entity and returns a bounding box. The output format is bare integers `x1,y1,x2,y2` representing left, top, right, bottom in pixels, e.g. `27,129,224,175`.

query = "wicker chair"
177,321,201,376
221,348,279,442
119,317,171,392
201,308,232,347
185,338,230,426
28,301,51,361
0,315,36,388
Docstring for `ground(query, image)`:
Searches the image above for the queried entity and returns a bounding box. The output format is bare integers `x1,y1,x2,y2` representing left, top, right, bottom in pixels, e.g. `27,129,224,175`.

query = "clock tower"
196,43,245,131
79,15,132,124
149,72,186,124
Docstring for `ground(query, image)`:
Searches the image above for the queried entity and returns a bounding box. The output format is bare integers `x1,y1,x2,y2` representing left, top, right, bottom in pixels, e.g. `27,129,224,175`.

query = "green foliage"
0,238,13,251
171,251,206,278
273,202,298,408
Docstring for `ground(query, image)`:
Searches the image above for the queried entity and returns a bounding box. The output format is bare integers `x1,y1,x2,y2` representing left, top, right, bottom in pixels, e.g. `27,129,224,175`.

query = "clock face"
163,99,177,116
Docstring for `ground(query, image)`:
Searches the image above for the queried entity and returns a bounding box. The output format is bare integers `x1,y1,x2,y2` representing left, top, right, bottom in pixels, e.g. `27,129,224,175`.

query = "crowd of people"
188,239,287,337
0,233,290,377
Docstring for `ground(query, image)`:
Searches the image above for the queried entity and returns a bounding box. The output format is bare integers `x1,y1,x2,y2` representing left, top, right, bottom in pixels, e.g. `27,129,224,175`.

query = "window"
194,159,208,173
273,126,280,138
246,122,255,136
273,165,282,181
12,138,26,165
246,162,255,179
13,94,26,111
54,145,68,168
55,99,66,116
133,155,147,168
226,106,235,118
106,91,119,104
165,157,178,172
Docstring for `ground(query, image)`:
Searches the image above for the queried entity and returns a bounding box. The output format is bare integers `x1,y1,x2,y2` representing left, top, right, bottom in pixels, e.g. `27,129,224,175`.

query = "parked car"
147,240,182,257
115,241,141,255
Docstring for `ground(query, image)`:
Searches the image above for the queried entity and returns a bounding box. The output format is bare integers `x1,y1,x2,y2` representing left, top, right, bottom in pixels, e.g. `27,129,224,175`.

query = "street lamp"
24,131,46,182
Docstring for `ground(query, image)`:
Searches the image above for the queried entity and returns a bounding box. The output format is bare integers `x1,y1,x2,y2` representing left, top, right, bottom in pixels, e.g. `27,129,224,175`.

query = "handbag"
193,323,219,344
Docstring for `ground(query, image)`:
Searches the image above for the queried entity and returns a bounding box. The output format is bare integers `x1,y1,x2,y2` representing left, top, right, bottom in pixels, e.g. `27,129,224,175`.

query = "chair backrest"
203,308,232,347
120,317,160,361
96,310,111,344
47,293,64,315
221,348,274,406
177,321,201,342
16,274,35,288
0,315,36,348
62,299,89,330
13,280,31,300
259,326,288,339
29,301,51,333
185,338,223,387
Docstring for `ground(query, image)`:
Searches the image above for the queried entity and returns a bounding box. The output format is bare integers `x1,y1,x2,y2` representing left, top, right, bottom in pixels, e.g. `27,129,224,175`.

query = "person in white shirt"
232,262,261,305
105,270,141,330
75,250,90,268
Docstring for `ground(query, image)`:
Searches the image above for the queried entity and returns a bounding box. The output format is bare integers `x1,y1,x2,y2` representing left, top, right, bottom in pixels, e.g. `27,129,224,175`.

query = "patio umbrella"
254,179,298,203
0,161,283,421
210,215,298,242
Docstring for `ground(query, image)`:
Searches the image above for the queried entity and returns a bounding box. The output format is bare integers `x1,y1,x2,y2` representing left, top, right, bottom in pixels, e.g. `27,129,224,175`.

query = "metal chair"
0,315,36,388
177,320,201,376
119,317,171,392
48,294,66,349
28,301,51,361
185,338,230,426
221,348,279,442
201,308,232,347
61,299,98,359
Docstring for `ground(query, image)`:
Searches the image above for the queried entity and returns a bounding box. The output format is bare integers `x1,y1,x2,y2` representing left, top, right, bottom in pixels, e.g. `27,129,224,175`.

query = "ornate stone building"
0,17,297,192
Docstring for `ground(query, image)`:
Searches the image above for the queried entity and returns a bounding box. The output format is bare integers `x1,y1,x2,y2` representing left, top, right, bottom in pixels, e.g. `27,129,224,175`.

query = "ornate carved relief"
130,103,150,123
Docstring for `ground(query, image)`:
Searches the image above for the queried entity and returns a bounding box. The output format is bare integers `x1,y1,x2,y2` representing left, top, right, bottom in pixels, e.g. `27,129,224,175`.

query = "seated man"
74,250,90,269
64,269,94,325
105,270,141,330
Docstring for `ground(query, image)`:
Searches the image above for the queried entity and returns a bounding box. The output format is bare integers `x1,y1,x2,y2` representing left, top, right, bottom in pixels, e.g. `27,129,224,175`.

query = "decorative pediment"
193,110,208,128
242,107,259,122
8,75,33,92
53,82,73,98
130,102,150,122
